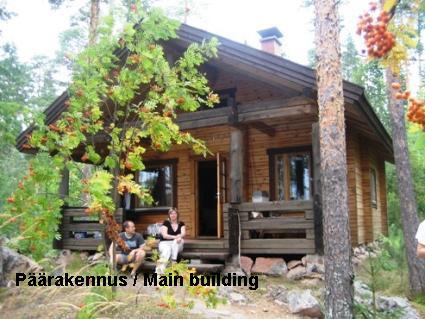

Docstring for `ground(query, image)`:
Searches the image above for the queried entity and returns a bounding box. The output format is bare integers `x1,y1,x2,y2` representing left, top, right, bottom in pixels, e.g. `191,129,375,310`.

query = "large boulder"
251,257,287,276
287,289,323,318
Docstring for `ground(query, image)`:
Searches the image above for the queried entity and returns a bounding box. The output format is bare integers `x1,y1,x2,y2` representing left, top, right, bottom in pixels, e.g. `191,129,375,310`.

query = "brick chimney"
257,27,283,55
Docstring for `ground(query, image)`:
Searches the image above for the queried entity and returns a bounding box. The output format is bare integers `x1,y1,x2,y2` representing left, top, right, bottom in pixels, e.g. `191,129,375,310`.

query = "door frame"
193,153,228,238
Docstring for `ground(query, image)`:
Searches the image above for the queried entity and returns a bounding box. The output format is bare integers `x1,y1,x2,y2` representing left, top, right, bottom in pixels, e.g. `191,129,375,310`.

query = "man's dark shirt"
117,232,144,255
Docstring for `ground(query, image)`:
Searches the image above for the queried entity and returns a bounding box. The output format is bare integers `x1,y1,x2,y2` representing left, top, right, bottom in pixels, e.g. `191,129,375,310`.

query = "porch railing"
55,207,123,251
223,200,315,254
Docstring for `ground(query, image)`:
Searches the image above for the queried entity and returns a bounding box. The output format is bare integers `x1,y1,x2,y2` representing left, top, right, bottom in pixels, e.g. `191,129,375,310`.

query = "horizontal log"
241,238,315,249
241,218,314,230
63,224,105,231
63,238,103,247
62,245,99,251
233,200,313,212
238,105,315,122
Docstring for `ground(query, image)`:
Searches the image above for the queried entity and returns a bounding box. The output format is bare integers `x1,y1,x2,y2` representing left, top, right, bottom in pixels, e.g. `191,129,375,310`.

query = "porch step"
179,251,229,261
139,261,224,273
145,250,229,261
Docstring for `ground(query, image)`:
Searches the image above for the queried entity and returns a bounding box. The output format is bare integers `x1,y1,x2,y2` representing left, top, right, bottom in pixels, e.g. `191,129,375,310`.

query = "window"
136,160,176,208
370,168,377,208
269,148,312,201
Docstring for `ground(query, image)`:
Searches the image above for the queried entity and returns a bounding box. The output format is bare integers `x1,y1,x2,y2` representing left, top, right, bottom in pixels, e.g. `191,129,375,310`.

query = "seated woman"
155,208,186,274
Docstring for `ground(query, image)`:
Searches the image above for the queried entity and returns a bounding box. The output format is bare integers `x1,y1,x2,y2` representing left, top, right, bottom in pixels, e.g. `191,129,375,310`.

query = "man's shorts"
117,253,135,265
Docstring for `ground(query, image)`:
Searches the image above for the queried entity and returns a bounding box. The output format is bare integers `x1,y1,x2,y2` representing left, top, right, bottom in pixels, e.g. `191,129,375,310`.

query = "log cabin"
16,24,393,269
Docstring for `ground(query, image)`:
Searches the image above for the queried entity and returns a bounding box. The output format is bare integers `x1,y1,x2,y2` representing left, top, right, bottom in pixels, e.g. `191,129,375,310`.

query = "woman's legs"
156,241,172,274
155,240,184,274
170,239,184,261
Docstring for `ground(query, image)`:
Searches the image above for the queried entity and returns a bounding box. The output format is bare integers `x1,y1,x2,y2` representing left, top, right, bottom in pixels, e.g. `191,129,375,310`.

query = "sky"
0,0,371,66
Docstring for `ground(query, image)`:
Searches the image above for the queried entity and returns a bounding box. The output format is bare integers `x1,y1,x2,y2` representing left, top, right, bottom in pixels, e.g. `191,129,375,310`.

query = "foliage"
355,241,406,318
0,153,63,259
76,262,117,319
156,261,226,309
386,127,425,229
2,1,219,258
0,44,31,147
341,36,391,131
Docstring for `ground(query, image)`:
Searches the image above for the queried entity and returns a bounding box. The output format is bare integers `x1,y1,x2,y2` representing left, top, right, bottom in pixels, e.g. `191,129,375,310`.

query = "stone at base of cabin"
240,256,253,275
1,246,42,282
251,257,287,276
287,259,303,270
286,265,307,280
305,254,324,265
287,289,323,318
301,256,307,266
306,262,316,274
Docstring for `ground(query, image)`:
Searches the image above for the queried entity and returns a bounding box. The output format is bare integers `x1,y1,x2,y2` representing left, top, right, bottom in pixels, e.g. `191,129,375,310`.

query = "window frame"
370,167,378,209
133,159,178,211
267,146,313,201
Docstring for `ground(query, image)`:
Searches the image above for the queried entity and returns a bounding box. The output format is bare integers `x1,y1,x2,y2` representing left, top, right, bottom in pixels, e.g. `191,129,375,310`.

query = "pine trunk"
89,0,100,46
385,69,425,294
0,240,4,287
314,0,354,317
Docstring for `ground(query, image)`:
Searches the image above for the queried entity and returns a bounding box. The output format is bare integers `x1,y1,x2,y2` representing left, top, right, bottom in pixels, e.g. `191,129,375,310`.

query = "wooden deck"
56,202,316,255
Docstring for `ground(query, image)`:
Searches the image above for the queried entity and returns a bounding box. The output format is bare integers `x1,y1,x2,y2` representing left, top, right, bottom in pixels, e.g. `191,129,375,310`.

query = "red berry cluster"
391,82,425,129
357,2,395,58
407,99,425,129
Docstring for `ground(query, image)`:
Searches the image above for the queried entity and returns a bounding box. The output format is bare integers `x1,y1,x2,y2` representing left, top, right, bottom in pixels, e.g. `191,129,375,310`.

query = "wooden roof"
16,23,393,157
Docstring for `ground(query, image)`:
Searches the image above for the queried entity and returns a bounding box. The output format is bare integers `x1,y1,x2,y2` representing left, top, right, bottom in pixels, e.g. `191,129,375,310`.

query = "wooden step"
179,251,229,261
145,250,229,261
139,261,224,273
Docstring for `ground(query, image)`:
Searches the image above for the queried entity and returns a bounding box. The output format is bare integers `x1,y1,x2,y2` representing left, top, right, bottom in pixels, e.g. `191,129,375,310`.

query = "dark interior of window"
370,168,377,208
269,147,312,201
136,161,176,208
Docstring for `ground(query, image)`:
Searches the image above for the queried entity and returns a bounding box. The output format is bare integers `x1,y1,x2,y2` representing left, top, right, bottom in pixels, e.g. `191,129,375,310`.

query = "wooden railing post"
228,128,245,266
54,167,69,250
312,122,324,255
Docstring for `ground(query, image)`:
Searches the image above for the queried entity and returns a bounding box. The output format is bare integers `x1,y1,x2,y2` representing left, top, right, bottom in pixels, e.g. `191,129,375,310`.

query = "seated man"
110,220,146,278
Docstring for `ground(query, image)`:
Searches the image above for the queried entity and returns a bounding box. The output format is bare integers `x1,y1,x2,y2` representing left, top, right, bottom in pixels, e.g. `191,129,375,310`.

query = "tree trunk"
314,0,354,317
0,238,5,287
385,69,425,294
89,0,100,46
